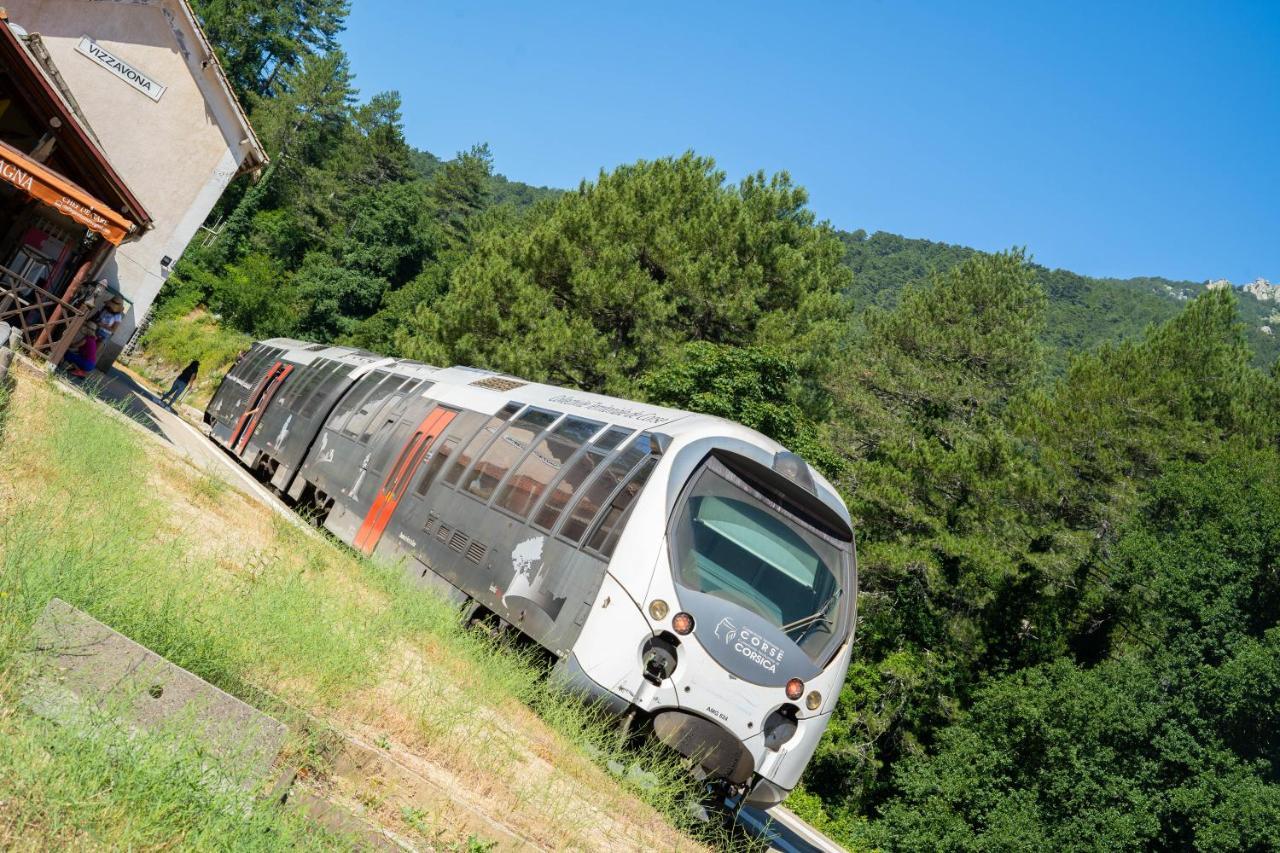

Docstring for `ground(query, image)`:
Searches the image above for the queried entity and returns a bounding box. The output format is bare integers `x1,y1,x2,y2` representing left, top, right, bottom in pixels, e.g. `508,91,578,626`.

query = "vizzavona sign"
75,37,166,103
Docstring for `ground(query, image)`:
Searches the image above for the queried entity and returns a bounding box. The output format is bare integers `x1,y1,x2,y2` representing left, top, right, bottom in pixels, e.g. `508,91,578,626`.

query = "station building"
0,0,263,367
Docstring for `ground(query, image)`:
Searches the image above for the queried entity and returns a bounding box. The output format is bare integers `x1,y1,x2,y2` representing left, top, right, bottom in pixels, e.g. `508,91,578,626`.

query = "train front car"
563,422,857,809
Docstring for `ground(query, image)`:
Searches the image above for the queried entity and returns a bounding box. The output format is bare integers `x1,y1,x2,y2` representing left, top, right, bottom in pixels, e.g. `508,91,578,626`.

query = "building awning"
0,139,134,244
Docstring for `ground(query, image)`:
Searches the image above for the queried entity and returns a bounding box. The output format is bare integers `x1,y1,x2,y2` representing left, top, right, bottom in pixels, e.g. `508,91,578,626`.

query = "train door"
230,361,294,454
353,406,458,554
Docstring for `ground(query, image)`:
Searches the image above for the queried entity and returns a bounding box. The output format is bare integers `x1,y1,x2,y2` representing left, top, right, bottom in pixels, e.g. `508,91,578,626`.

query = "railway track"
735,804,846,852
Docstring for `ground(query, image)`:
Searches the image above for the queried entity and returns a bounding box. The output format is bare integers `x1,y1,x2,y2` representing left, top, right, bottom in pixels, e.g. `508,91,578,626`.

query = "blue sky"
341,1,1278,283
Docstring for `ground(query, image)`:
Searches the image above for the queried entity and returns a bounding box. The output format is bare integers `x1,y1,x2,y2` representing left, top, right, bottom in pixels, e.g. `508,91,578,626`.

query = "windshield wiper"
782,589,842,636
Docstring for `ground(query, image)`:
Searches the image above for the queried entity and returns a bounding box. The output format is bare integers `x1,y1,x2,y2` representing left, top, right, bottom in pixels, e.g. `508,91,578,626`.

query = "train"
204,338,858,808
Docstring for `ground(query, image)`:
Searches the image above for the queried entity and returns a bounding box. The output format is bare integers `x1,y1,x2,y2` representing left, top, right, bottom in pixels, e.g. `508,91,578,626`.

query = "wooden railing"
0,264,104,364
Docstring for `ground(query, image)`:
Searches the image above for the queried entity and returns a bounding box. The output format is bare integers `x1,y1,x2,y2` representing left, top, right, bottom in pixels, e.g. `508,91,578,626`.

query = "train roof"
259,337,692,431
256,338,848,524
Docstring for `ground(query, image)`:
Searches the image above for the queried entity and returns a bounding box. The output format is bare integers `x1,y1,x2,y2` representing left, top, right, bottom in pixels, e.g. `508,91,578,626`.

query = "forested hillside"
841,230,1280,370
136,3,1280,849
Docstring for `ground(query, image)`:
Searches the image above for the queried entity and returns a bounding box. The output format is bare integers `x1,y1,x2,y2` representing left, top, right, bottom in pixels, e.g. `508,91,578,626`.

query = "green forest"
143,3,1280,849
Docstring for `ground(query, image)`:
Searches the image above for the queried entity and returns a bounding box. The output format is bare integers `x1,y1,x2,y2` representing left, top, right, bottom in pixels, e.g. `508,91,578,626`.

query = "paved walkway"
58,362,302,525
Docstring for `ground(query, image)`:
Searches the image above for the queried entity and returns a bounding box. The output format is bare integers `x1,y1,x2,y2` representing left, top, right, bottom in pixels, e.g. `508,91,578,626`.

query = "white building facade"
5,0,265,365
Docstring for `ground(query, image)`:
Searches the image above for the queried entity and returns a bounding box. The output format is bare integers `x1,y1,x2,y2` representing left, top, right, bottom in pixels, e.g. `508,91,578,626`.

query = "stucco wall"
5,0,257,363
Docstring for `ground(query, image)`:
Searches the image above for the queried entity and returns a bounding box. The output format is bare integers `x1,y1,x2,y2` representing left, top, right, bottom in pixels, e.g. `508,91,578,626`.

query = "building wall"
5,0,259,364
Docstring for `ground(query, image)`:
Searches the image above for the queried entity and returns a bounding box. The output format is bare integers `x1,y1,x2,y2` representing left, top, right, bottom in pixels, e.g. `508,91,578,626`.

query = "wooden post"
42,240,109,364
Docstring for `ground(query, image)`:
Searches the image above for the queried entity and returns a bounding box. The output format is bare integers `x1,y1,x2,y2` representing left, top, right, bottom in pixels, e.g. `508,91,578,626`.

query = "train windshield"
671,462,848,661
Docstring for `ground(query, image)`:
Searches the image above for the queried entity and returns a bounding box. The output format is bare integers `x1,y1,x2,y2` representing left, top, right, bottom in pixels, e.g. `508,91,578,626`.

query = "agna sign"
0,146,131,244
75,37,166,103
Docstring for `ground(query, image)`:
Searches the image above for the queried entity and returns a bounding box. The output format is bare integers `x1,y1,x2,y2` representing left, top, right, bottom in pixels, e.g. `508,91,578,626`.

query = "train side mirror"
772,451,816,495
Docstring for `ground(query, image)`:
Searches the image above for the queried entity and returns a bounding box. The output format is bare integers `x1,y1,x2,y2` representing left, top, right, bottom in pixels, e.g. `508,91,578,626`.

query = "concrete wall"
5,0,259,364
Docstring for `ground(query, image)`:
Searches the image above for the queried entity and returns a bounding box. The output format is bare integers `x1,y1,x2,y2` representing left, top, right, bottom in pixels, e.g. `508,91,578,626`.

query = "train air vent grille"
449,530,469,553
469,376,526,392
465,541,487,564
436,524,451,543
423,512,439,535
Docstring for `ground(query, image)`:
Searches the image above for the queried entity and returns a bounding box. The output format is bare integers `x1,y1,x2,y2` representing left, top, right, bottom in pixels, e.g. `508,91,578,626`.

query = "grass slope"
0,370,726,851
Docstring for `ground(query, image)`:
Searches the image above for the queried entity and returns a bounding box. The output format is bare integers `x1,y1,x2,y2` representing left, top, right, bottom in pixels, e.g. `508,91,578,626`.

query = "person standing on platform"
160,360,199,409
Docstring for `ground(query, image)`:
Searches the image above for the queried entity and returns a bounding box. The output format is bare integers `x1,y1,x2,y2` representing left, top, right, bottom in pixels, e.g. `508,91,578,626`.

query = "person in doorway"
159,359,199,409
95,294,125,341
64,321,99,377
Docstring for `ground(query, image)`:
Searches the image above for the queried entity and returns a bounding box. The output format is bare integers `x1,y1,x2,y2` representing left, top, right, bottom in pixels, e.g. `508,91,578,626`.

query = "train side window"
532,426,631,530
414,436,458,496
558,434,652,543
252,347,282,376
592,426,632,452
327,370,386,434
344,374,402,439
276,366,311,408
231,348,261,379
293,363,329,417
358,377,420,444
277,359,325,408
235,347,273,381
463,408,560,502
299,363,348,420
495,416,602,519
585,457,658,557
442,402,523,488
368,403,436,474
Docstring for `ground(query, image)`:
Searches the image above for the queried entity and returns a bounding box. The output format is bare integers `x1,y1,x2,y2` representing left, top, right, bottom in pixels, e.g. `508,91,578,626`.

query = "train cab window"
585,457,658,557
559,434,653,543
442,402,523,488
463,408,561,502
299,363,348,420
670,460,848,660
414,436,458,496
495,417,603,519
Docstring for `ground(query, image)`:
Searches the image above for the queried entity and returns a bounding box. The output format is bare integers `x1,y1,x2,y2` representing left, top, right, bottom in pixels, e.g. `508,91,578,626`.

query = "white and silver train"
205,338,857,808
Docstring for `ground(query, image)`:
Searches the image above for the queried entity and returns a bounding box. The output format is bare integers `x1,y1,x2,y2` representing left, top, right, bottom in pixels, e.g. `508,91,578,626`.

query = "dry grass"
0,371,721,851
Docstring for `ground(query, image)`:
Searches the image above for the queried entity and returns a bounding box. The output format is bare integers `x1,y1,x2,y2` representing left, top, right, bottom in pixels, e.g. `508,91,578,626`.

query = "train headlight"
648,599,669,621
672,612,694,635
806,690,822,711
785,678,804,701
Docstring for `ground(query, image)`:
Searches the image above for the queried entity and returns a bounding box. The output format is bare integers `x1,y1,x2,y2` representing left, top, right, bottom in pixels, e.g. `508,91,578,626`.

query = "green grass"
0,373,738,850
0,704,347,849
131,305,250,408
